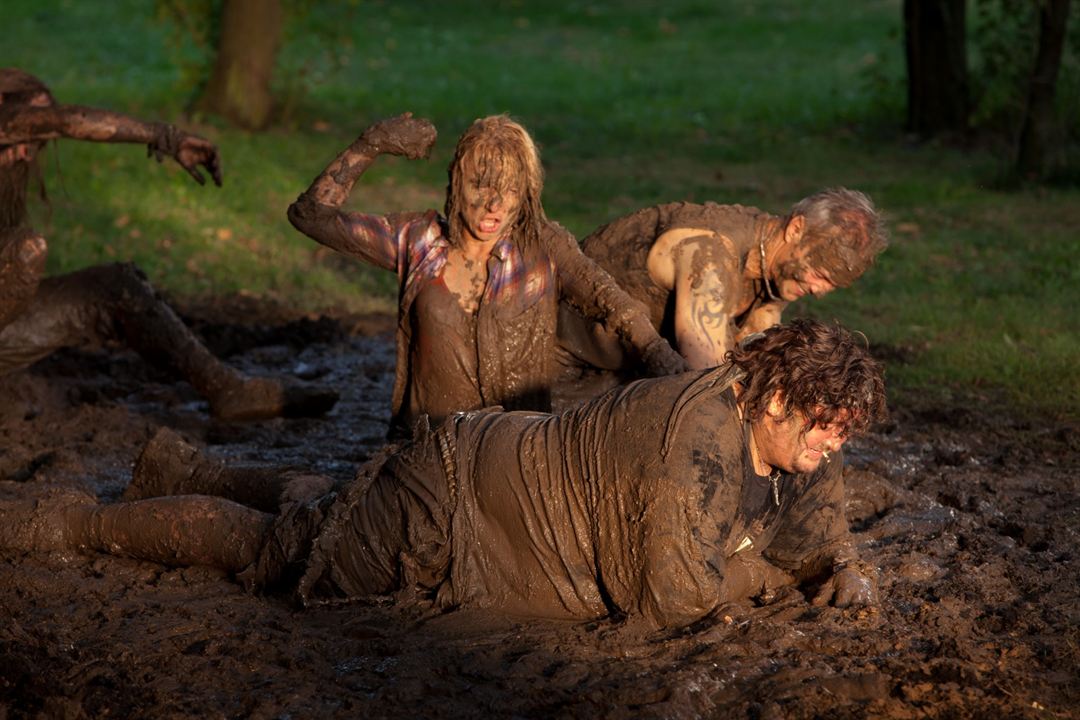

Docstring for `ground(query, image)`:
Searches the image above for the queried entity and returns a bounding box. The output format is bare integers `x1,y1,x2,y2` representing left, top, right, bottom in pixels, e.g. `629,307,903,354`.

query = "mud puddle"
1,303,1077,718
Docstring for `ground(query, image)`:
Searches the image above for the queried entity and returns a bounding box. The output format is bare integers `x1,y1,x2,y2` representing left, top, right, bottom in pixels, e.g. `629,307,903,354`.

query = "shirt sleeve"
542,222,670,360
288,196,437,276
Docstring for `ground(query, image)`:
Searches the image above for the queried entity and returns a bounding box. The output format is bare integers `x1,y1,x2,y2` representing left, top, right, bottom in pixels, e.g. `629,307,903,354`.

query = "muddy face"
754,406,849,474
455,150,525,245
461,181,522,244
0,78,52,229
0,142,39,166
0,80,54,167
448,120,536,248
796,232,877,293
0,154,32,229
772,245,838,301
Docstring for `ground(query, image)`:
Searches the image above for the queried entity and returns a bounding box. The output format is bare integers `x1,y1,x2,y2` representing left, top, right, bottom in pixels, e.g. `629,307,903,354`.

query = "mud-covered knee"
97,262,158,307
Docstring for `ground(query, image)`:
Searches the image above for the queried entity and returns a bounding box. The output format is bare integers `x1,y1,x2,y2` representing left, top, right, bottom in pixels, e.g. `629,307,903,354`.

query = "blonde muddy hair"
444,115,547,250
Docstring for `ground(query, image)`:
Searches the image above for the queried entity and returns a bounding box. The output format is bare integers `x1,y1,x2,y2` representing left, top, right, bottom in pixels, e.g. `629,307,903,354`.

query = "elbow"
287,195,331,240
286,196,313,235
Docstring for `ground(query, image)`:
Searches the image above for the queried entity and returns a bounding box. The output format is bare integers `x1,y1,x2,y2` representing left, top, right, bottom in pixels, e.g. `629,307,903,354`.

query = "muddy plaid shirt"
289,195,674,437
342,210,552,308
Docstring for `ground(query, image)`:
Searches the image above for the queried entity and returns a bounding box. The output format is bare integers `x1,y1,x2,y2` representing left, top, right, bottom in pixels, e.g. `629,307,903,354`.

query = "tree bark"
196,0,283,130
903,0,970,138
1017,0,1072,179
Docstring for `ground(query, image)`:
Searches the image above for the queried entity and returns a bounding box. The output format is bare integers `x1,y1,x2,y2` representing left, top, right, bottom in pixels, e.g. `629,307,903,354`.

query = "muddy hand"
811,566,878,608
642,337,689,376
147,123,223,187
723,551,795,601
357,112,437,160
176,134,223,187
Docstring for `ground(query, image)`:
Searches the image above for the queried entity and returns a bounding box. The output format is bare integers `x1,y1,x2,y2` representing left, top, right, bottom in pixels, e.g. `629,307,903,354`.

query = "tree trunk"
903,0,969,138
1016,0,1072,179
196,0,283,130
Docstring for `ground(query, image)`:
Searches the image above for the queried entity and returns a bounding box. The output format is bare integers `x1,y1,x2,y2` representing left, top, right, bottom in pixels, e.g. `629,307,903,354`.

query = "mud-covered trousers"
245,425,453,603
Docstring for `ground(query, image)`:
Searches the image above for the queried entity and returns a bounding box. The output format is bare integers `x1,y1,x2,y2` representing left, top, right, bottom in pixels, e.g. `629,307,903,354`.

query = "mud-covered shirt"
294,365,855,628
287,200,673,436
405,275,482,426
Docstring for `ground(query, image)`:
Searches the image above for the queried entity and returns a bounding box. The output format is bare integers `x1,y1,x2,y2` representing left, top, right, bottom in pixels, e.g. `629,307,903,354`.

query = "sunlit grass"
4,0,1077,418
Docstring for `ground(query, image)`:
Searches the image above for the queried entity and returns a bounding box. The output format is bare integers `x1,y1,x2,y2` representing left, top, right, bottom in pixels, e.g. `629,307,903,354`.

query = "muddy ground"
0,300,1077,719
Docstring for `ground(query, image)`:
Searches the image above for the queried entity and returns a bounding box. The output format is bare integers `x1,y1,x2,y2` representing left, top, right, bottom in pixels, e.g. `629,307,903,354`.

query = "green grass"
3,0,1078,419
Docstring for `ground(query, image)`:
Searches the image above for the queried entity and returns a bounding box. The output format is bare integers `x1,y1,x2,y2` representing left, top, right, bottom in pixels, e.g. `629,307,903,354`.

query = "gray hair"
788,188,889,287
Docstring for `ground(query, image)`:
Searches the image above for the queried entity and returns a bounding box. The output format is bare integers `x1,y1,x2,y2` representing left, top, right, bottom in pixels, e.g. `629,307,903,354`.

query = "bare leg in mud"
0,69,338,421
0,482,272,573
0,263,339,421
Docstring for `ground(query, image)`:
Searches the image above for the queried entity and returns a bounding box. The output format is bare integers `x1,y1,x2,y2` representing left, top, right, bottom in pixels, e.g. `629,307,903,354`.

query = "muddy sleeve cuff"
147,122,183,162
795,538,861,580
720,552,796,601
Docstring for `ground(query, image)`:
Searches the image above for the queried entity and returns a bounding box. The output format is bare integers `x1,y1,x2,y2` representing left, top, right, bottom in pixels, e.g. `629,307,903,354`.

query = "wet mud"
0,300,1077,719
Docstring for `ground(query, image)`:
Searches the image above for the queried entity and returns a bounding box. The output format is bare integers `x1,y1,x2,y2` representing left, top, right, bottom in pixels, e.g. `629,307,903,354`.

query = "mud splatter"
0,300,1077,718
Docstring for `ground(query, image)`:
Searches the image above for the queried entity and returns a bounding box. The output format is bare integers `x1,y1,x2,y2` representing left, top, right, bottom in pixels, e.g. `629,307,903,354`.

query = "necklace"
758,232,780,301
748,419,782,506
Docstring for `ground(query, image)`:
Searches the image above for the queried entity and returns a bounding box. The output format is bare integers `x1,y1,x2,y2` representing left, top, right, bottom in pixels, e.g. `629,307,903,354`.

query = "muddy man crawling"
1,319,887,629
0,68,336,421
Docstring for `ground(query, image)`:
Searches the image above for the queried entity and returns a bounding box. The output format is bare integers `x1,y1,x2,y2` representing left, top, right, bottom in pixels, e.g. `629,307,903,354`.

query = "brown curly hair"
727,318,887,437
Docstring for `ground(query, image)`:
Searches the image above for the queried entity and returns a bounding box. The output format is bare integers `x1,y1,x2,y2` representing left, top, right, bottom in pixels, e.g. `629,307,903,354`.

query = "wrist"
350,136,381,157
722,555,762,600
149,122,182,157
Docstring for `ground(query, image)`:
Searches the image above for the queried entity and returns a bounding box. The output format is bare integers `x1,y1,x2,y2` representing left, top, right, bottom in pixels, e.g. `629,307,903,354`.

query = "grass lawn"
4,0,1077,418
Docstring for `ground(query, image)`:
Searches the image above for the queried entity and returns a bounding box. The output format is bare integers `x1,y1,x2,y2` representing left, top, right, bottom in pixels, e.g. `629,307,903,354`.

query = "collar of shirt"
489,237,514,263
484,236,535,302
409,222,544,306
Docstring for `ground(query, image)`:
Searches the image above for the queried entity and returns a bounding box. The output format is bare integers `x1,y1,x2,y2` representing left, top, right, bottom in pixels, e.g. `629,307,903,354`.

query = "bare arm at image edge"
0,104,222,186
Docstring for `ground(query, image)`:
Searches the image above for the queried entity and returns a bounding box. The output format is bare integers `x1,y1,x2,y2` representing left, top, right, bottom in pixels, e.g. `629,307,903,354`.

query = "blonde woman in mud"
0,67,335,420
286,112,686,438
1,319,887,629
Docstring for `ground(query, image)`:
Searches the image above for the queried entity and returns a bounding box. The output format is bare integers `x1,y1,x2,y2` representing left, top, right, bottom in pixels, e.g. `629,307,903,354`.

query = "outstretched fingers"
177,141,223,187
206,149,223,186
182,161,206,186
